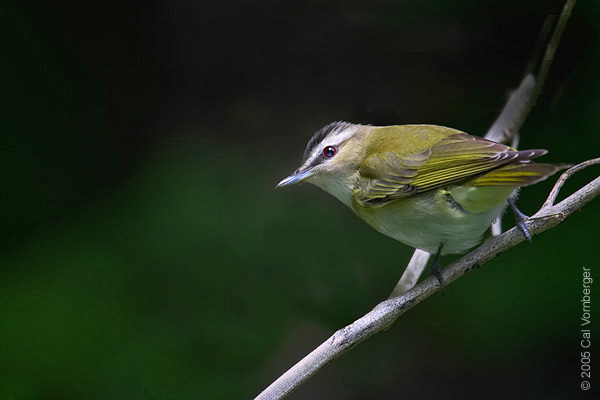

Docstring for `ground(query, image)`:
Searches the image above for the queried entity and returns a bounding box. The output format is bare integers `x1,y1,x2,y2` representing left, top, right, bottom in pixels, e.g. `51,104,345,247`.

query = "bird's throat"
307,173,355,208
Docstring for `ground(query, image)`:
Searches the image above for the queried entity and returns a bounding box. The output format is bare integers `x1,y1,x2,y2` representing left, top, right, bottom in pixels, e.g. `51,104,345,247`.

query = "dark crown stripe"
302,121,352,162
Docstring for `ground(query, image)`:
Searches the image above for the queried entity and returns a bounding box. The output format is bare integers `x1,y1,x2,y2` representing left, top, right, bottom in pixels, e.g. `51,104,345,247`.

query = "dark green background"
3,0,599,398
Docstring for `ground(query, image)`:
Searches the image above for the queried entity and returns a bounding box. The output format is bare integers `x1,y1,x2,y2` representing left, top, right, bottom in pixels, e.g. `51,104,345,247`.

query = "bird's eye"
323,146,337,158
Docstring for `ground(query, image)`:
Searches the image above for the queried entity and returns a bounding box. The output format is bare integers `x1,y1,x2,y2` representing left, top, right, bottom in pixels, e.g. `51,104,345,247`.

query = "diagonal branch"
256,158,600,400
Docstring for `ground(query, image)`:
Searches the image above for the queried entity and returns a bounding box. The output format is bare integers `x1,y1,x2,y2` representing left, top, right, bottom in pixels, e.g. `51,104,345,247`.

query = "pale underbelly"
353,189,515,254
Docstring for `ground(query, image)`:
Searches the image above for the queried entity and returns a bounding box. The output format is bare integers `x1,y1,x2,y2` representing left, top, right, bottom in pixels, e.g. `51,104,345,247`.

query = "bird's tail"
470,159,568,187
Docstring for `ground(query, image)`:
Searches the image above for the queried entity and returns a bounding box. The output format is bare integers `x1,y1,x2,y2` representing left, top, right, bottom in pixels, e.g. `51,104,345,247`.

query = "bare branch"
542,158,600,208
387,249,431,299
510,0,577,134
256,158,599,400
485,74,535,144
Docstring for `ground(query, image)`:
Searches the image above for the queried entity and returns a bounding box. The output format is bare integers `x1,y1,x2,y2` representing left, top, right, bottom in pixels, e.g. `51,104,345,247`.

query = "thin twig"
523,15,556,77
542,158,600,208
511,0,576,135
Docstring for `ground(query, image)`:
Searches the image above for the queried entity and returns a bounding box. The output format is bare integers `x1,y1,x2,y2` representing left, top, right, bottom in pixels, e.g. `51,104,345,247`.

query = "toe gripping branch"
508,198,532,242
430,244,446,293
431,198,532,293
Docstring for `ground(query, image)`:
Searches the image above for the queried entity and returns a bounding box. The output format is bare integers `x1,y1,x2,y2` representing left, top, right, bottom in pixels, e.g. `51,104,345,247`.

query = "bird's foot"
508,198,532,242
431,244,446,294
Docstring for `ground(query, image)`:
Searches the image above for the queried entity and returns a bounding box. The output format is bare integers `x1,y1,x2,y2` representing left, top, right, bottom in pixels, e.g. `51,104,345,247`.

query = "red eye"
323,146,336,158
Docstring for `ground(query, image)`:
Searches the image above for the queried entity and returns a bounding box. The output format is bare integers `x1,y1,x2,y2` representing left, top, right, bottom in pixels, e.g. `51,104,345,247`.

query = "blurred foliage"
2,0,599,399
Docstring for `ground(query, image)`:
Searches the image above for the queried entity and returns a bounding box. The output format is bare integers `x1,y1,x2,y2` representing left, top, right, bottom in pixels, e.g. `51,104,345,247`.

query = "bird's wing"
355,133,547,206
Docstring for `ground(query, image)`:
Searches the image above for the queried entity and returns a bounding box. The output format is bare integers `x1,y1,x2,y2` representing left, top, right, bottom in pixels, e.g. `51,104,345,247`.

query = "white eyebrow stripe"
302,123,360,167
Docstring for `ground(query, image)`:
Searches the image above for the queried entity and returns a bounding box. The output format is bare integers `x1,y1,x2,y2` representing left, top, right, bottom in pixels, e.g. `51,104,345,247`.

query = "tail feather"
470,162,568,187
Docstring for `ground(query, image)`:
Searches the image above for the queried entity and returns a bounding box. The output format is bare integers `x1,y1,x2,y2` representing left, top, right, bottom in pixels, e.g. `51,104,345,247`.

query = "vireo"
277,122,563,288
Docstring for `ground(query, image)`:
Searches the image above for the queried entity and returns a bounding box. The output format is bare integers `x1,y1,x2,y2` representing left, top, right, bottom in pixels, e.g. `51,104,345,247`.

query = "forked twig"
542,158,600,209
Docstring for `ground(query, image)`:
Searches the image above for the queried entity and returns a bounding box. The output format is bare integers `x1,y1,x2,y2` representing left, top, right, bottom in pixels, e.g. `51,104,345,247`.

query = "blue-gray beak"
276,168,314,188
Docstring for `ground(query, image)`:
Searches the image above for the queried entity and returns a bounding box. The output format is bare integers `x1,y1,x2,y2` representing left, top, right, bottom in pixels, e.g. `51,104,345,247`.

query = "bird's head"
277,121,367,206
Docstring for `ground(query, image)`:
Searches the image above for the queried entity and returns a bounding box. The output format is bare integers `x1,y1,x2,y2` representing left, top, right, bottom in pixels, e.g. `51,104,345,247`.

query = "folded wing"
355,133,560,206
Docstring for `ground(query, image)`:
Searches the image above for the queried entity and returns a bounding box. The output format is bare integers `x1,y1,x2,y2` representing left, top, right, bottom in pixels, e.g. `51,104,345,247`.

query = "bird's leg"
508,198,532,243
430,244,445,293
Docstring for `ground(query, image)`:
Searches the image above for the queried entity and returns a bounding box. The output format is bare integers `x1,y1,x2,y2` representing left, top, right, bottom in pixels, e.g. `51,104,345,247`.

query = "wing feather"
355,133,553,206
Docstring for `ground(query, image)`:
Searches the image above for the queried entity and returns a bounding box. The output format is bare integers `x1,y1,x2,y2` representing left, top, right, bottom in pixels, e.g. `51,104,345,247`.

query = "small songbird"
277,122,563,289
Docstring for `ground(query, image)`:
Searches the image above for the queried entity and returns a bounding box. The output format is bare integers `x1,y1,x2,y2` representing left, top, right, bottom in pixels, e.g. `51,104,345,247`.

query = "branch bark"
256,158,600,400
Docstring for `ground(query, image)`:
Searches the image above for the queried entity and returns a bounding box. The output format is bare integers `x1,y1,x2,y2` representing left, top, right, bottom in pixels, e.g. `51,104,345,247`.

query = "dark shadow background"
2,0,599,398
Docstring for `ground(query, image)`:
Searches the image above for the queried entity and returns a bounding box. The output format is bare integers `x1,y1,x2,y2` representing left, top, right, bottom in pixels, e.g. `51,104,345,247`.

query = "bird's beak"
276,167,314,188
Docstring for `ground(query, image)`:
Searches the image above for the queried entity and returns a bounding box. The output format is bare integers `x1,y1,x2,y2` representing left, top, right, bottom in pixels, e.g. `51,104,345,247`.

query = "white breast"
352,189,514,255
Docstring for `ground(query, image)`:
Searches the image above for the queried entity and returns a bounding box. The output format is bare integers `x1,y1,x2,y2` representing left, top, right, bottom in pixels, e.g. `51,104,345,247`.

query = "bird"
277,122,564,289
